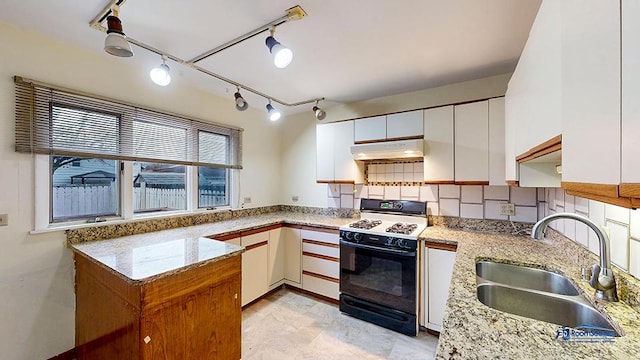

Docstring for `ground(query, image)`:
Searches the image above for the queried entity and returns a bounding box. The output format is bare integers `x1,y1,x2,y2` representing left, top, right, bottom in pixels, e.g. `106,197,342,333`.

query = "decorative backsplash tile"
365,160,425,186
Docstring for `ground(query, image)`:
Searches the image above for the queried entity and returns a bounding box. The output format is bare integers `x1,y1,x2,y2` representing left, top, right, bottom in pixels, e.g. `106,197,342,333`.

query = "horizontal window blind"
14,76,243,169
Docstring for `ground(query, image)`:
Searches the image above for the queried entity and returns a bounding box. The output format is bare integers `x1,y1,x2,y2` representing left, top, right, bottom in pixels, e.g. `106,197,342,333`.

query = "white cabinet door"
316,123,335,182
488,97,506,185
241,232,270,306
334,121,363,183
387,110,423,139
455,101,489,182
622,0,640,184
426,248,456,331
354,116,386,142
423,106,454,182
283,227,302,284
561,0,620,185
268,228,284,287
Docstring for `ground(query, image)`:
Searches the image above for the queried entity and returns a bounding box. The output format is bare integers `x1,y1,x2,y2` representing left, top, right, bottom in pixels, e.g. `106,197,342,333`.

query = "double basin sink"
476,260,619,335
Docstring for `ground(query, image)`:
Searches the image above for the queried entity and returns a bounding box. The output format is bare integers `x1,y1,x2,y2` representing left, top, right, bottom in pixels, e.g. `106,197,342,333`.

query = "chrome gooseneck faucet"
531,212,619,302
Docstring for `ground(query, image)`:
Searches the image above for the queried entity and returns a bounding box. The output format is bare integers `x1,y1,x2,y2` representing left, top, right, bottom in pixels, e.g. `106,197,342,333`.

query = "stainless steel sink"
476,261,620,336
476,261,580,295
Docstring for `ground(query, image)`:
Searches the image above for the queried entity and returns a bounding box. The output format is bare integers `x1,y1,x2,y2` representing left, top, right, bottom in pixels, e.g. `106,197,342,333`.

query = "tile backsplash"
326,183,542,224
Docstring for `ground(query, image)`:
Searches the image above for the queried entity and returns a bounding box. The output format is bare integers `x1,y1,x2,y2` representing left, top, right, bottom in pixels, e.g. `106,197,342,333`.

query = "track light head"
150,58,171,86
266,102,281,121
313,105,326,120
234,89,248,111
265,29,293,69
104,15,133,57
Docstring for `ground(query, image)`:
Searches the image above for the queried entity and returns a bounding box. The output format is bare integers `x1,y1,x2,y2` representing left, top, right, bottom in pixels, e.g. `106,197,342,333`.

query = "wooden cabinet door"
488,97,506,185
268,228,285,286
140,277,241,360
561,0,620,185
241,232,269,306
387,110,423,139
316,123,335,182
283,227,302,284
423,106,454,182
354,116,386,142
426,248,456,332
454,101,489,182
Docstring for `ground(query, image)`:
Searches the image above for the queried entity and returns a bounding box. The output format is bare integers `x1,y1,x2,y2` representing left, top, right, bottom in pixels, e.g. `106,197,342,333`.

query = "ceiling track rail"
89,1,324,107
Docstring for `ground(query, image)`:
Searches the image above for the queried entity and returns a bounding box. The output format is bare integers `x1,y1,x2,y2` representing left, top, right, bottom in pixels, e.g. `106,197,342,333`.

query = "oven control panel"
340,230,417,251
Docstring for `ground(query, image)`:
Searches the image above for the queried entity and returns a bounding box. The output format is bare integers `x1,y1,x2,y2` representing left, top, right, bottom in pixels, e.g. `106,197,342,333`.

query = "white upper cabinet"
561,0,620,185
354,116,386,142
505,0,563,163
423,106,454,182
316,123,335,182
622,0,640,185
455,101,489,183
488,98,506,186
316,121,364,183
386,110,423,139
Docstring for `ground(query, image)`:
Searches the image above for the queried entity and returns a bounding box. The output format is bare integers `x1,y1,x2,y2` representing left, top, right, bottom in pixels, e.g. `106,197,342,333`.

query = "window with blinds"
14,76,243,169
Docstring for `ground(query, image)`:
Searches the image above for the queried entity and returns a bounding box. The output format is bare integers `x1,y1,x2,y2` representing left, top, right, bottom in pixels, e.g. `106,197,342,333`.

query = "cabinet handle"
234,293,238,300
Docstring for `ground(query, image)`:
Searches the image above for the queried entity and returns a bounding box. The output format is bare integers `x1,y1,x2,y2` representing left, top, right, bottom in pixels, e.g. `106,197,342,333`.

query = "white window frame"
33,156,238,232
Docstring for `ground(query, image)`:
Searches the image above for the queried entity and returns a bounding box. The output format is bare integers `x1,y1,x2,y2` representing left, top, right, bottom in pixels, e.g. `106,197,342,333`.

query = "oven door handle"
340,240,416,257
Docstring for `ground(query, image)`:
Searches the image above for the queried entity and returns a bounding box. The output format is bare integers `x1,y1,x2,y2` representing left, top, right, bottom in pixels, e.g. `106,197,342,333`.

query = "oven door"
339,240,417,314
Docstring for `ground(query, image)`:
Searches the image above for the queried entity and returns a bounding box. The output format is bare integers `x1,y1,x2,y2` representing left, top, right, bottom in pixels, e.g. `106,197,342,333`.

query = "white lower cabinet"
241,232,270,306
423,247,456,332
283,226,302,285
268,227,285,287
301,228,340,300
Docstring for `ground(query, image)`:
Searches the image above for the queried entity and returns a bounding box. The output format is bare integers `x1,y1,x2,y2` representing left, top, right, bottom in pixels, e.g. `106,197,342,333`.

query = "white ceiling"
0,0,541,114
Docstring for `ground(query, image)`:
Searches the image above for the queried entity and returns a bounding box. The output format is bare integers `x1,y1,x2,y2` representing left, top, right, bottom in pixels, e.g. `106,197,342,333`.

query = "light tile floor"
242,289,439,359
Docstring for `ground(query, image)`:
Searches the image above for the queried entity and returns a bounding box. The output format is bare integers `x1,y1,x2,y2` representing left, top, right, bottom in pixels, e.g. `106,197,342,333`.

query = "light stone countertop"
70,212,353,284
423,226,640,360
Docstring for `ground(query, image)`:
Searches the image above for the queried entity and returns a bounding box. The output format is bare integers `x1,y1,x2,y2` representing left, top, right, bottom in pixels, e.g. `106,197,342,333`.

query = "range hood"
351,139,424,160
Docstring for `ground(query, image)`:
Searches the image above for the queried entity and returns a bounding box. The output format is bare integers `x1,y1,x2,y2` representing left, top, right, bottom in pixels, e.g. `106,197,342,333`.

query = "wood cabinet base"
562,181,639,209
75,254,242,360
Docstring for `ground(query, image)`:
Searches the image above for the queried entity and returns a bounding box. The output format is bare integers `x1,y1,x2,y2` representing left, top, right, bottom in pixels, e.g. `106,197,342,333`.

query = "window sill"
29,206,233,235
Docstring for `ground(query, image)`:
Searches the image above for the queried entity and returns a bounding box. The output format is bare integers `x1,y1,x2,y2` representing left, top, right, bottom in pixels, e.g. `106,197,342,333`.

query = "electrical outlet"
0,213,8,226
243,197,251,204
292,195,299,202
499,204,516,216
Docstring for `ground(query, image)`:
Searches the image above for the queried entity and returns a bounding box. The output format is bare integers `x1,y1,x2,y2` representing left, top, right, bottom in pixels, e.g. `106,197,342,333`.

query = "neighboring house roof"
134,172,185,186
70,170,116,184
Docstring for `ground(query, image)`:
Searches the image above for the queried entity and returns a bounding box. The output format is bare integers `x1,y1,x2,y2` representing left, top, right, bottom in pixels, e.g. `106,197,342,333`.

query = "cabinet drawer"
241,232,269,247
302,273,339,300
302,254,339,279
300,229,339,245
302,241,339,258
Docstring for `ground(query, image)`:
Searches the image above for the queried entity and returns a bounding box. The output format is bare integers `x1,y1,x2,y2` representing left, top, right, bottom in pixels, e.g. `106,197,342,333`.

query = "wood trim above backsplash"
516,134,562,163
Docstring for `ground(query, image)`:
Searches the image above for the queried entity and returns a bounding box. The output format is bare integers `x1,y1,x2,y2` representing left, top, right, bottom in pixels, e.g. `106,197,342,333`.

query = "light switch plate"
499,204,516,216
0,213,8,226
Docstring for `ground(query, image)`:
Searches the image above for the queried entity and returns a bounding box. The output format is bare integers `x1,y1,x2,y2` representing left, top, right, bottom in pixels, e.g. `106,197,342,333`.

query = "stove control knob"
344,232,353,241
354,233,362,243
386,237,397,246
396,239,406,248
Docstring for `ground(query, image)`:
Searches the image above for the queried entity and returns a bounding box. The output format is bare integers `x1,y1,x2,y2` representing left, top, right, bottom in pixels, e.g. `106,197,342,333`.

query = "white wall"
0,21,281,359
280,74,512,207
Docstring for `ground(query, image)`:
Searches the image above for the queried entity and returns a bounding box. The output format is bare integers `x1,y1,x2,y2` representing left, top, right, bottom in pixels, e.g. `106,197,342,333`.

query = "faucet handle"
589,264,600,289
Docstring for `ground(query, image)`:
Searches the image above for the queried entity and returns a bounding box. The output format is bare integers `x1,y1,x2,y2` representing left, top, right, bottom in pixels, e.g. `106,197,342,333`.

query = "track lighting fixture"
265,26,293,69
104,6,133,57
313,101,326,120
234,87,248,111
149,56,171,86
266,100,281,121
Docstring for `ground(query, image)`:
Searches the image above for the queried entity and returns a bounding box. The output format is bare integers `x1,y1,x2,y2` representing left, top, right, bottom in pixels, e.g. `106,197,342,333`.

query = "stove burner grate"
385,222,419,235
348,219,382,230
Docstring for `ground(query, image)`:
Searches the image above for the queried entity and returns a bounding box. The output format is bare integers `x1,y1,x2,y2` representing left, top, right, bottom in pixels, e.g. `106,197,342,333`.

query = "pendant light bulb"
266,101,281,121
234,87,248,111
150,58,171,86
104,7,133,57
265,27,293,68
